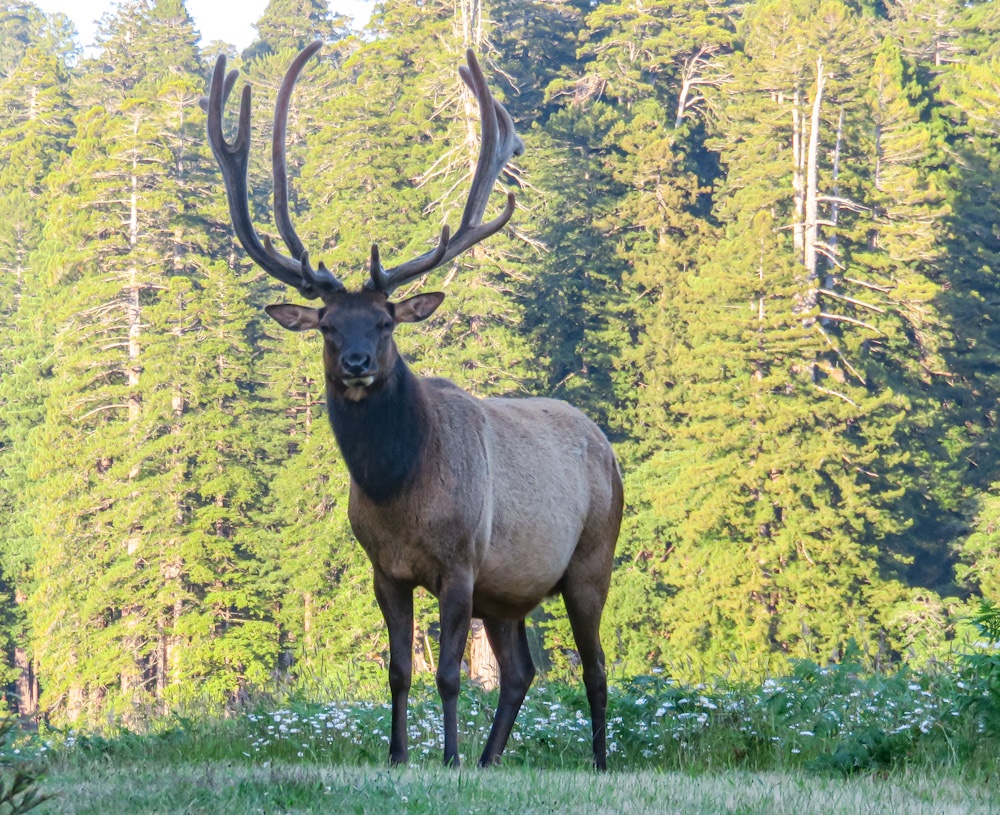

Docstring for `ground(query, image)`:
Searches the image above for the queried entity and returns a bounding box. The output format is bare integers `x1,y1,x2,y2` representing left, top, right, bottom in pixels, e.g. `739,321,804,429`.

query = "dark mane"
326,356,425,503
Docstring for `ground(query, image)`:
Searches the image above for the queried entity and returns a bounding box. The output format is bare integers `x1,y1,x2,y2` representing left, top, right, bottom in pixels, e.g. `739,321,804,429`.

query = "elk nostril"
342,352,371,376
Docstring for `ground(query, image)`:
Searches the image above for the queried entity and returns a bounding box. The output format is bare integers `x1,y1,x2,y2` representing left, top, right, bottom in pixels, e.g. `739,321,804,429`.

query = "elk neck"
325,354,427,503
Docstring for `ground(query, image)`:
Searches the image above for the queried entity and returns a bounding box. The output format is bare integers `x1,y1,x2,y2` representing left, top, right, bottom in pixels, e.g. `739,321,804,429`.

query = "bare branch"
76,403,130,421
816,195,870,214
819,312,882,332
843,276,895,293
814,322,866,385
813,243,846,269
819,288,886,313
813,385,858,406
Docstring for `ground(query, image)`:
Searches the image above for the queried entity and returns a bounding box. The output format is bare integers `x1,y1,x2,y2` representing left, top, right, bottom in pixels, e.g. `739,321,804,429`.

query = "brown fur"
268,291,623,769
208,43,621,770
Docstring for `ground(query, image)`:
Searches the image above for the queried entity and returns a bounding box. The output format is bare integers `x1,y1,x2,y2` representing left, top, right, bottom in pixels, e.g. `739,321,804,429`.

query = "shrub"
0,717,47,815
958,599,1000,735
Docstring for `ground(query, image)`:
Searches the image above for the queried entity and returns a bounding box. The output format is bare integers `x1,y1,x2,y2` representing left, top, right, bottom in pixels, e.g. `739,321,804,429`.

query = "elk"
203,41,623,769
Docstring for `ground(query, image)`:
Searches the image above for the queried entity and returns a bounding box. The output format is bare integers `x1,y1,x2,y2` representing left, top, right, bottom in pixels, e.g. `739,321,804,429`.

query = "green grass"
3,653,999,814
27,763,1000,815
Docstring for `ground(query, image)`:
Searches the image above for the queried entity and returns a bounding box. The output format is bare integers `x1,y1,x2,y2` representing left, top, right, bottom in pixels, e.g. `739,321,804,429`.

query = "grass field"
28,761,1000,815
3,649,998,814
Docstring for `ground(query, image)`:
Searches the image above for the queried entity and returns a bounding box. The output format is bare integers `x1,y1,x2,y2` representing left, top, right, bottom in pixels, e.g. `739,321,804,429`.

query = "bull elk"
203,41,623,769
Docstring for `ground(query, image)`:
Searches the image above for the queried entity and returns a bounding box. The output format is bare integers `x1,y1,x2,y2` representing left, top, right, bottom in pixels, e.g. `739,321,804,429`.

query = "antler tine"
452,50,524,244
205,45,344,300
368,226,451,292
271,40,345,297
367,50,524,294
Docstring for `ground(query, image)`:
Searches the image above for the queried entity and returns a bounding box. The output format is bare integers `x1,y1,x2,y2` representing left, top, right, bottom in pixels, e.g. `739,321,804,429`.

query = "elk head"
203,41,523,401
265,290,445,402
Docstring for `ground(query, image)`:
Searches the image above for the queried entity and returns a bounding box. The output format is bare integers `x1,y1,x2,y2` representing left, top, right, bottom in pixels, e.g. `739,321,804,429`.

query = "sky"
32,0,375,52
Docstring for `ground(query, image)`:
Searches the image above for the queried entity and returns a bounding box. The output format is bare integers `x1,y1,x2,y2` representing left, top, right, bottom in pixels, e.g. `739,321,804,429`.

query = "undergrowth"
0,716,47,814
4,641,998,783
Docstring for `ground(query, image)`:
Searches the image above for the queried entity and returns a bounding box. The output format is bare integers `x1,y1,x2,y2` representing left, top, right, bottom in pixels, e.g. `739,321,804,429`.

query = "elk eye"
378,320,393,332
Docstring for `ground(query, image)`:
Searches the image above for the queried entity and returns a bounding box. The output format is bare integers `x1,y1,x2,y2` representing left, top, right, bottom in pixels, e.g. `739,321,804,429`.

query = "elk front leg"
373,571,414,766
436,574,474,767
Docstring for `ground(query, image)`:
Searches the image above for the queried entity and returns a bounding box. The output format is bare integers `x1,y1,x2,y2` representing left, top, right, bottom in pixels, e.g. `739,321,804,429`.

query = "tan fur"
349,381,621,619
266,294,623,769
207,41,621,771
344,374,623,769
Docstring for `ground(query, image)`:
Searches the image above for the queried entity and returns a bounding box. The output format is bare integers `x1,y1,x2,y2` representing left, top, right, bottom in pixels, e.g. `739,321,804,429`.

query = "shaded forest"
0,0,998,722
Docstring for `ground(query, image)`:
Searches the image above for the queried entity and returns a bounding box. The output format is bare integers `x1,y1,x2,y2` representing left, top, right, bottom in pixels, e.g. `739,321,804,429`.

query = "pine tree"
579,0,735,128
552,3,731,672
934,1,1000,600
0,1,76,78
27,0,278,718
0,40,73,713
961,492,1000,601
601,0,966,673
245,0,352,61
634,207,916,672
490,0,590,125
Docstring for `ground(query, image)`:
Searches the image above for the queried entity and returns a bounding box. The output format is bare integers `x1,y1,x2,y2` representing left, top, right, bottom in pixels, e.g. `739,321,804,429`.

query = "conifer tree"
0,38,73,712
245,0,351,61
490,0,590,125
602,0,966,672
510,0,734,672
0,1,76,78
934,1,1000,597
0,0,996,710
635,205,918,671
961,492,1000,601
27,0,277,717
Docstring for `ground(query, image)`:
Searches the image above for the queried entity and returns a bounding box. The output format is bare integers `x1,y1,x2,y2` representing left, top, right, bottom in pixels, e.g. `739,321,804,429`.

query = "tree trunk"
676,75,692,129
12,589,37,716
122,109,145,700
468,618,498,691
413,618,431,674
803,57,825,284
127,113,142,425
13,647,37,716
826,107,845,287
303,591,314,655
67,669,84,722
792,88,804,255
456,0,484,49
168,596,183,688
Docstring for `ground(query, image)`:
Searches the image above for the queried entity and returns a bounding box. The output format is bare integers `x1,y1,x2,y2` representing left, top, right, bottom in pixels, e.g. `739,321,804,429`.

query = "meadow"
2,642,998,815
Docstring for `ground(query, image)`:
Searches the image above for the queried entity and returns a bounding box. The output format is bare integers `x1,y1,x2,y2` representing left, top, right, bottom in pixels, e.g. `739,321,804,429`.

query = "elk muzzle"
340,350,376,389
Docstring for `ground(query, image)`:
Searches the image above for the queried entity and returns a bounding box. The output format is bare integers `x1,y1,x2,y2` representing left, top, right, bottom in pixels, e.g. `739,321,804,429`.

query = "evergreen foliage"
0,0,996,720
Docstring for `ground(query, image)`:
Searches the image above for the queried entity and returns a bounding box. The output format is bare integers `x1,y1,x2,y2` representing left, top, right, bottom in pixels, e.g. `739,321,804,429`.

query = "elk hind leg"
562,552,614,770
478,616,535,767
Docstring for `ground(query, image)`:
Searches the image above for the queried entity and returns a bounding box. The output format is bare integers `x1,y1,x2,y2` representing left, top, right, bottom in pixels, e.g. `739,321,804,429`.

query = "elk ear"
393,292,445,324
264,304,321,331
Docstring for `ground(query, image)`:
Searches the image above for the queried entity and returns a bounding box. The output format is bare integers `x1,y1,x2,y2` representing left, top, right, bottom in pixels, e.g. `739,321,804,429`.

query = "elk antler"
366,49,524,294
203,40,345,300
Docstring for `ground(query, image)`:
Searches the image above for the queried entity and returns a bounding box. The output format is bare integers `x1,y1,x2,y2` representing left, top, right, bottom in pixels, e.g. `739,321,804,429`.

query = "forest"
0,0,997,724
